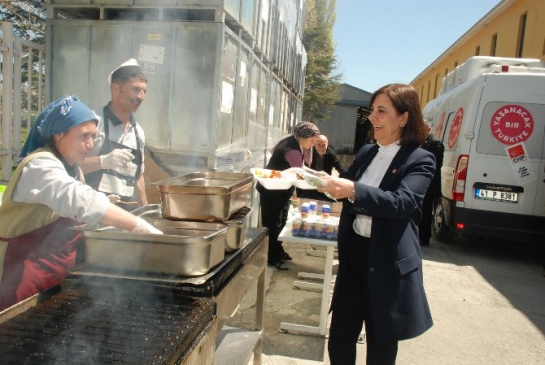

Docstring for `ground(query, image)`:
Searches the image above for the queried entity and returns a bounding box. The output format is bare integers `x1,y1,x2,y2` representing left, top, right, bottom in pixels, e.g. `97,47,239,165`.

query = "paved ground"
226,236,545,364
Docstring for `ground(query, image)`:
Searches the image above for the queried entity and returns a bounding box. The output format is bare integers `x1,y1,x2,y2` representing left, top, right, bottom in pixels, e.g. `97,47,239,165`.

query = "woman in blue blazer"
318,84,435,365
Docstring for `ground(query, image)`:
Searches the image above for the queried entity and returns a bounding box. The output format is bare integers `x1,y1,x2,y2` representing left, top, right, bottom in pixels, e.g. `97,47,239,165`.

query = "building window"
491,34,497,56
476,45,480,55
434,74,439,97
516,13,527,57
454,61,458,68
445,68,448,76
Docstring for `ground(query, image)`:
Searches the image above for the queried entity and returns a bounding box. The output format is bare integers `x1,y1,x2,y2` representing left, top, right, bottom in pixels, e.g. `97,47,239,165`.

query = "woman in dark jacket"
317,84,435,364
257,122,320,270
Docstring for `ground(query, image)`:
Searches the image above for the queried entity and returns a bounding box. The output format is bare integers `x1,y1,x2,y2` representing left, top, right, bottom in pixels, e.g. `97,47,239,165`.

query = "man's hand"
100,149,134,170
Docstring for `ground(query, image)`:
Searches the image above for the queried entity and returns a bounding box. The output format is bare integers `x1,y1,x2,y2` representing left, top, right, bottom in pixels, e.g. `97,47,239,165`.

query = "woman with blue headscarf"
0,95,162,311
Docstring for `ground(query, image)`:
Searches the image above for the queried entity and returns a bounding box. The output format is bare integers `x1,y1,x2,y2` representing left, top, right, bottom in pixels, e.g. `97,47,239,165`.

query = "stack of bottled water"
289,200,338,240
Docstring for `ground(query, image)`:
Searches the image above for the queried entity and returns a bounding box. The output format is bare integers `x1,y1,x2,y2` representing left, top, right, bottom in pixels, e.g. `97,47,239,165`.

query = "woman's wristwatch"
347,187,356,203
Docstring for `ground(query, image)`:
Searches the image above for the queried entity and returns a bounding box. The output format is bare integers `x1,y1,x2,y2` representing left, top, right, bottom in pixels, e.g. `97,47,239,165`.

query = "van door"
465,74,545,220
427,78,481,202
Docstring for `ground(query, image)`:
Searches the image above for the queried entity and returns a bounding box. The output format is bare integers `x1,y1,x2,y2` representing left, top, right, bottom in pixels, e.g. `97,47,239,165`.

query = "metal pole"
1,22,14,181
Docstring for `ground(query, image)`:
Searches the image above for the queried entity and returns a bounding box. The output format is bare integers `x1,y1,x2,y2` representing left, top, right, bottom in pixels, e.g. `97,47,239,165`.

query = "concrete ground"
226,236,545,365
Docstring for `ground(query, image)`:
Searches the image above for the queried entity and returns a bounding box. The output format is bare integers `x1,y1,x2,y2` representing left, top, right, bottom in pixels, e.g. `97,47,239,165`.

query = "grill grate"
0,285,215,365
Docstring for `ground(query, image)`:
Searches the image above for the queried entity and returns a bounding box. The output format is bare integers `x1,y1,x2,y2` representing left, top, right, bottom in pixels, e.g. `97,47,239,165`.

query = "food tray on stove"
151,172,253,221
129,204,252,252
81,221,227,277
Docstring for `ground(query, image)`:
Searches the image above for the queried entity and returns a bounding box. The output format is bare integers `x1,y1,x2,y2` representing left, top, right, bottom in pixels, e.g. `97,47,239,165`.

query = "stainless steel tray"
224,207,252,252
129,204,162,218
151,172,253,221
131,204,251,252
81,221,227,277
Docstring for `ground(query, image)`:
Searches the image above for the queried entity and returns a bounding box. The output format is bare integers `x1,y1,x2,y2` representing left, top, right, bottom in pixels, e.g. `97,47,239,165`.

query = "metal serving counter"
0,228,268,365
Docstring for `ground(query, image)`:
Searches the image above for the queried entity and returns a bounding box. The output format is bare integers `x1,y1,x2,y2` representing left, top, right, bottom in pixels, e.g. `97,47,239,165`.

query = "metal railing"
1,21,45,181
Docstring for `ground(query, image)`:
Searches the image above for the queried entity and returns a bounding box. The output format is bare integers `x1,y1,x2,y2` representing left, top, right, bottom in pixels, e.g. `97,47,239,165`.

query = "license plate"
475,188,518,203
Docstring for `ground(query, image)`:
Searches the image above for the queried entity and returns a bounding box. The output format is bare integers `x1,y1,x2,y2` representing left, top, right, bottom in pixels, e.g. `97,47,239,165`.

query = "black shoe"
268,259,289,270
281,252,293,261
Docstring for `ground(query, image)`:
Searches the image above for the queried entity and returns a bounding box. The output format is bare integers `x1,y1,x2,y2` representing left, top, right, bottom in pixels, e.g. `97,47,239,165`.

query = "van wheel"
432,198,453,243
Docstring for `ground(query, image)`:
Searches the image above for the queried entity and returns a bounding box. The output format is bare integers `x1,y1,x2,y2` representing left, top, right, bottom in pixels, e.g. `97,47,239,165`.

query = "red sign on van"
506,143,526,162
447,107,463,149
490,105,534,145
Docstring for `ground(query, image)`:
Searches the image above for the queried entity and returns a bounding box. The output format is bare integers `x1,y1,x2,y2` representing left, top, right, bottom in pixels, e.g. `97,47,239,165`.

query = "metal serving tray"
81,221,227,277
224,207,252,252
151,172,253,221
130,204,251,252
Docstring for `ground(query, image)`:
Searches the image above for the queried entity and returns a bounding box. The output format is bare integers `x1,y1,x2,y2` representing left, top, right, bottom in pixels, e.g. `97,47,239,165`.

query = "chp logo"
490,104,534,145
506,143,527,163
505,142,535,184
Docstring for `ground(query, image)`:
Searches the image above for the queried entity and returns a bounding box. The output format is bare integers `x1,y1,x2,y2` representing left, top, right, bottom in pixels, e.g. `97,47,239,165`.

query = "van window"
476,102,545,158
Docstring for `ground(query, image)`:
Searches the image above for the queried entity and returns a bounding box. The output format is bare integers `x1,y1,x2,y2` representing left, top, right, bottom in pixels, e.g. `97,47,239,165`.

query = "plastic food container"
250,167,328,190
251,168,296,190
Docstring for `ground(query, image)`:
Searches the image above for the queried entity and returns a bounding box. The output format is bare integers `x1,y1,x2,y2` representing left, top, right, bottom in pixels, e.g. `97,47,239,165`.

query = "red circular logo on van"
447,107,463,149
490,105,534,145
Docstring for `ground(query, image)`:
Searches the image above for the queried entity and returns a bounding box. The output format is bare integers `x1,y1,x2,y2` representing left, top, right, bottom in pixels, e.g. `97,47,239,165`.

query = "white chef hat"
107,58,143,85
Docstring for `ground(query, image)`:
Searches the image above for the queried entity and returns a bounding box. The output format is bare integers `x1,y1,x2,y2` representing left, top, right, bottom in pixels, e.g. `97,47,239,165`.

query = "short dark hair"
111,66,148,85
370,84,427,146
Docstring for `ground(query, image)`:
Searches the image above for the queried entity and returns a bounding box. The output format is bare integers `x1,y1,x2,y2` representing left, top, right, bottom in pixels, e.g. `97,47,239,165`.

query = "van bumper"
442,197,545,243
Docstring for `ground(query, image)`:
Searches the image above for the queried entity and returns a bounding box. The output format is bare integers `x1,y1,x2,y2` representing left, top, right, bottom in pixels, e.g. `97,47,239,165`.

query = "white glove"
100,149,135,170
107,194,121,203
131,217,163,235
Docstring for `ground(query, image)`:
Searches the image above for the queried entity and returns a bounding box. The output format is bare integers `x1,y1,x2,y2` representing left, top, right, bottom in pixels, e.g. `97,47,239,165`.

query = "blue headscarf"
19,95,98,160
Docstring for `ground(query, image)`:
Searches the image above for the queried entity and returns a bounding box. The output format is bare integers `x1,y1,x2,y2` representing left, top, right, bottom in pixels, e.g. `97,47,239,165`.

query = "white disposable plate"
250,168,297,190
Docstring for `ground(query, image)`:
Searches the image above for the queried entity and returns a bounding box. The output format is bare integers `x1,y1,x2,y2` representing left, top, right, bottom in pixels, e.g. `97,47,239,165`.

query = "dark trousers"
328,233,398,365
258,187,293,263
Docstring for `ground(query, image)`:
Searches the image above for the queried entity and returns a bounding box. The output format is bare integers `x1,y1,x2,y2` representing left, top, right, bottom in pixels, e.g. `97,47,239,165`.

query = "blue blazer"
333,143,435,343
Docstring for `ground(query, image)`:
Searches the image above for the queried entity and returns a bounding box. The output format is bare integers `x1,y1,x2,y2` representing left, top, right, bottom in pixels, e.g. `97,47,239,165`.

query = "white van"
422,56,545,243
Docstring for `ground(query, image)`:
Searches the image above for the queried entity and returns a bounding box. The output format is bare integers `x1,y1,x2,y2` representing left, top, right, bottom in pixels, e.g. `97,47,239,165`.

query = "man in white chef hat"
80,58,149,208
